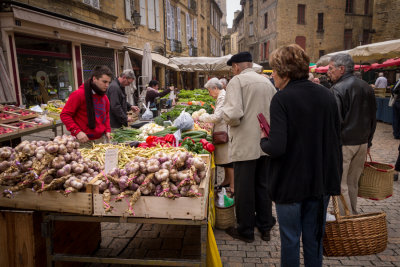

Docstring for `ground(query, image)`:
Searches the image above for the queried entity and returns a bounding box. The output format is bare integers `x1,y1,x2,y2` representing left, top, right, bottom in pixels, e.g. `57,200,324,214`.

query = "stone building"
371,0,400,42
0,0,222,105
233,0,374,66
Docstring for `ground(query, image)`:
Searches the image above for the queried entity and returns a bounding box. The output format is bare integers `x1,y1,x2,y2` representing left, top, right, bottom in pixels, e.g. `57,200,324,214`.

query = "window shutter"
260,43,263,61
166,0,171,39
140,0,146,25
125,0,131,20
171,5,175,40
177,7,181,41
155,0,160,31
211,6,213,25
186,13,190,45
148,0,155,29
193,18,197,47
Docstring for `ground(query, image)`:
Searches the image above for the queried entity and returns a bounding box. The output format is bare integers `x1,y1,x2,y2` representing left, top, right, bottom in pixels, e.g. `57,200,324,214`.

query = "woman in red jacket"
61,66,113,145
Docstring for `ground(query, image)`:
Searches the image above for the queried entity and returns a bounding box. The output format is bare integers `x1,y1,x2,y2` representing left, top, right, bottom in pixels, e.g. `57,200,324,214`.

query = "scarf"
84,79,106,129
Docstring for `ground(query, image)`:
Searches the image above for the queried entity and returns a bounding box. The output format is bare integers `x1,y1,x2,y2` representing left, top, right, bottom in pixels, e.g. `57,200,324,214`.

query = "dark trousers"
233,156,274,239
275,195,330,267
396,144,400,172
393,101,400,138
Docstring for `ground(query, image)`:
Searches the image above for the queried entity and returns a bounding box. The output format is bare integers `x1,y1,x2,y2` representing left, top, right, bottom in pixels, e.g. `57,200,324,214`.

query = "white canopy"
169,55,263,73
349,39,400,62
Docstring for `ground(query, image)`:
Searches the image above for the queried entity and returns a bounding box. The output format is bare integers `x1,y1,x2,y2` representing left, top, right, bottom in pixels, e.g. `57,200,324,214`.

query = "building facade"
371,0,400,42
233,0,374,66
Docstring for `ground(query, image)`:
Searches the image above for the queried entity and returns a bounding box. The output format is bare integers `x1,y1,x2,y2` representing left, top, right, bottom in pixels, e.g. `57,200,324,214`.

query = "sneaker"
326,213,336,222
225,227,254,243
260,230,271,241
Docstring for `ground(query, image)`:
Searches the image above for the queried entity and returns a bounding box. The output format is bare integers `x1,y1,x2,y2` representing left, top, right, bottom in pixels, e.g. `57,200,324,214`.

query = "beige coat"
222,68,276,162
200,90,231,165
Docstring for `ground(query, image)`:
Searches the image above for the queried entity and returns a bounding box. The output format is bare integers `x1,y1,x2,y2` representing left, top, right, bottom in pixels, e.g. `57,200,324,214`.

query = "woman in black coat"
260,44,342,267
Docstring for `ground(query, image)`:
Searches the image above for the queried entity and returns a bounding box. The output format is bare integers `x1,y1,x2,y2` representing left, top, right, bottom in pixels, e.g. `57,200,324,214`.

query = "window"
363,29,370,45
83,0,99,9
319,50,325,58
344,29,353,49
264,41,269,60
297,4,305,24
249,22,254,36
249,0,253,16
317,13,324,32
295,36,306,50
264,12,268,29
364,0,369,15
346,0,353,13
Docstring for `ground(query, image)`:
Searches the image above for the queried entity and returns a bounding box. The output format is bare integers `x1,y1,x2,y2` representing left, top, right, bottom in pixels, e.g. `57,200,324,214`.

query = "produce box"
0,186,93,215
92,154,211,220
6,120,38,133
0,124,18,138
0,111,20,124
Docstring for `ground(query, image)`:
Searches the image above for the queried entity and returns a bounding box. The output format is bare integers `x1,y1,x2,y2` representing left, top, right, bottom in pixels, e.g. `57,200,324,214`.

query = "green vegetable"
152,126,179,137
111,128,141,143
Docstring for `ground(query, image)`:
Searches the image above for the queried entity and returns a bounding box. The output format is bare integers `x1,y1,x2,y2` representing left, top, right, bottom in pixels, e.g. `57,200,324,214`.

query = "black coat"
260,79,342,204
107,79,132,128
331,73,376,147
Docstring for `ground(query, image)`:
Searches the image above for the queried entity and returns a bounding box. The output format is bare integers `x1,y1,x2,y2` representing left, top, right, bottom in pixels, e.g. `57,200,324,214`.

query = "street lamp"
115,10,141,33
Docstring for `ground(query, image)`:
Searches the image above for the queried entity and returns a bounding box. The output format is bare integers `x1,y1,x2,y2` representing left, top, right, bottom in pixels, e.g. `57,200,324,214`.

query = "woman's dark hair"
270,44,310,80
90,65,113,79
149,80,159,87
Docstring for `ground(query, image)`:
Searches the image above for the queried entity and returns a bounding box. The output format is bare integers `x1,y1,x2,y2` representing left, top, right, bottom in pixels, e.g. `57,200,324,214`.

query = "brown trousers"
339,144,368,215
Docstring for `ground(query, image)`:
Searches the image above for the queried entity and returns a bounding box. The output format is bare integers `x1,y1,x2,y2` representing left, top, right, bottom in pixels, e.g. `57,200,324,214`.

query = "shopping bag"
141,102,153,120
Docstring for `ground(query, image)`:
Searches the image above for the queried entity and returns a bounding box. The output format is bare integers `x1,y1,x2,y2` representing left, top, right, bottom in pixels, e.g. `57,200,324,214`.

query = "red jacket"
60,83,111,140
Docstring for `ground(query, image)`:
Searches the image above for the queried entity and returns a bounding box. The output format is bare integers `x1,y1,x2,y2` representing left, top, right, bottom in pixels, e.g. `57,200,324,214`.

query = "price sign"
105,148,119,174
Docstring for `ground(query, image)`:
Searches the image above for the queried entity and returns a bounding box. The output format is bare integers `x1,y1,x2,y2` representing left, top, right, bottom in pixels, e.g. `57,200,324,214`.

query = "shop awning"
169,55,263,73
126,47,179,71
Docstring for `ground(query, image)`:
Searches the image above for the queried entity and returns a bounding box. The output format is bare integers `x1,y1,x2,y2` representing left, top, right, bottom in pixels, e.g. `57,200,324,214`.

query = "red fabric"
60,83,111,140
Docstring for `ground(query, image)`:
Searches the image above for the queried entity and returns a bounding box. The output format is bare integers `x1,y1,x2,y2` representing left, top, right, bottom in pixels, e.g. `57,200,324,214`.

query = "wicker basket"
323,195,387,257
358,155,394,200
215,204,235,230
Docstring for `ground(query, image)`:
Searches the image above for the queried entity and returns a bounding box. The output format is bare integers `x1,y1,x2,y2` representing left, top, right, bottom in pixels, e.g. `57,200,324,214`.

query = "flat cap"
227,52,253,66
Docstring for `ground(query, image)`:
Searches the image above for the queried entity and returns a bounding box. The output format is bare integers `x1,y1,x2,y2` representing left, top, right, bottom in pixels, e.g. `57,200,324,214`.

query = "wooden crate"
93,154,211,220
0,111,20,124
0,123,19,138
5,120,38,133
0,210,100,267
0,187,93,215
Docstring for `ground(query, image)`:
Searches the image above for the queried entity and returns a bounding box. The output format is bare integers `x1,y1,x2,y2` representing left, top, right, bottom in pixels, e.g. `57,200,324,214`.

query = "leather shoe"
260,230,271,241
225,227,254,243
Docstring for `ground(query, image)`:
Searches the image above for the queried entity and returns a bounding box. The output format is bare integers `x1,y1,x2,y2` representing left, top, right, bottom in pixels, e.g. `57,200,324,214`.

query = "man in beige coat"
223,52,276,243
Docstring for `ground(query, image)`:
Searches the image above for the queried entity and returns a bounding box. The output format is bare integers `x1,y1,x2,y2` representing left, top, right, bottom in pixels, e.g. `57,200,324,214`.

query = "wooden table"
0,121,64,143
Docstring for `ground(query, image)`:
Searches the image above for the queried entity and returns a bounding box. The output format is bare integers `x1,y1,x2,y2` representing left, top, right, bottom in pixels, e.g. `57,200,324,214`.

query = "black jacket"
331,73,376,147
107,79,132,128
260,79,342,204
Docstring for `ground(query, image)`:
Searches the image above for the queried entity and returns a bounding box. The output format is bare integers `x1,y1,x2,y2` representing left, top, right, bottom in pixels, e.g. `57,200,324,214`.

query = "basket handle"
332,195,350,221
365,152,372,162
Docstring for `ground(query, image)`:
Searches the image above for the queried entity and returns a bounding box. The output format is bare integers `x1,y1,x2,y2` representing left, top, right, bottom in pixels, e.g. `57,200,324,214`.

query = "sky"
226,0,242,28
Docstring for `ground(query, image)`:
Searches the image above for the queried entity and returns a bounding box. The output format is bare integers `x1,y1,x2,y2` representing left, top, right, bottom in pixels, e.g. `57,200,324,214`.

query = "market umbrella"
349,39,400,62
316,50,351,67
123,51,136,105
141,43,152,96
0,45,16,104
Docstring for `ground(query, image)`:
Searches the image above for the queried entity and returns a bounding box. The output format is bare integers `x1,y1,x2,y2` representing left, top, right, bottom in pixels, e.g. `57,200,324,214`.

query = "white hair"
379,72,384,77
219,78,228,87
120,69,135,79
204,77,223,90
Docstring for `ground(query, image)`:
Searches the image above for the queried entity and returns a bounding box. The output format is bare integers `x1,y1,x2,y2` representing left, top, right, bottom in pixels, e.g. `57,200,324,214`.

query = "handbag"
212,131,228,144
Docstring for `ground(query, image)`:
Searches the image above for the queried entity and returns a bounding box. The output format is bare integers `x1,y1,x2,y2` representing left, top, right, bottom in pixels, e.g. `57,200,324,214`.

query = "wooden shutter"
177,7,181,41
166,0,171,39
155,0,160,31
125,0,131,21
171,4,175,40
193,18,197,47
295,36,306,50
260,43,263,61
148,0,155,29
186,13,190,45
140,0,146,25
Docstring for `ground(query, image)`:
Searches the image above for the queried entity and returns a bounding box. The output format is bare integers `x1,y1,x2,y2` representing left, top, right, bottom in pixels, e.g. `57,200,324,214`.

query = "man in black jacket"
107,69,139,129
328,53,377,215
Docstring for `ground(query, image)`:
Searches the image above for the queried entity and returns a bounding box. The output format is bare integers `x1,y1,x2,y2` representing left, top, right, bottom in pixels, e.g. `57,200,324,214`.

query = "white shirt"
375,77,388,88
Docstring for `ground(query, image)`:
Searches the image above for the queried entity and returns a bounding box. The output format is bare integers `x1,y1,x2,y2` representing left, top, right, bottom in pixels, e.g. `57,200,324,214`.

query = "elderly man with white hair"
107,69,140,129
375,72,388,89
219,78,228,89
199,78,234,192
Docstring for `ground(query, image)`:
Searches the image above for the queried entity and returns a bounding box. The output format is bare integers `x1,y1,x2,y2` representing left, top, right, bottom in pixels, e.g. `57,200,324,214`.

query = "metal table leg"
200,222,208,266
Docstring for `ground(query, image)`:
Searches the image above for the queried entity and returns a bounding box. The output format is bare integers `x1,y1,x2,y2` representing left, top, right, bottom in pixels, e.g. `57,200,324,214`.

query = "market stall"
0,92,221,266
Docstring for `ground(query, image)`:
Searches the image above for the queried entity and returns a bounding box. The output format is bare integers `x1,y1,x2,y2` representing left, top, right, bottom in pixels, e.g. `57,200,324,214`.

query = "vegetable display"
111,128,141,143
177,89,215,105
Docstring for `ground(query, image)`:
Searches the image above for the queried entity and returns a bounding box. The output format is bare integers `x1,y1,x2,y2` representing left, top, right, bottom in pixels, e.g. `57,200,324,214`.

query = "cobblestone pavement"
23,122,400,266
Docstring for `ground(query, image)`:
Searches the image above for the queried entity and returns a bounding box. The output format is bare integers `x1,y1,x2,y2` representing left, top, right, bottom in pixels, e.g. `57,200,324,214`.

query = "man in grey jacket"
328,53,377,215
107,69,139,129
222,52,276,243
